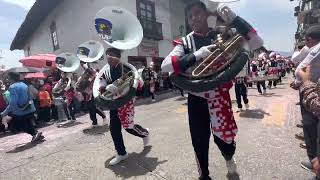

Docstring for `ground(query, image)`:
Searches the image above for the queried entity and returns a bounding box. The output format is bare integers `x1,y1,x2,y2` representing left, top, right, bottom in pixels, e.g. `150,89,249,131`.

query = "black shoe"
300,160,312,172
31,132,43,142
199,176,211,180
300,143,306,149
295,132,304,140
227,172,240,180
296,123,303,128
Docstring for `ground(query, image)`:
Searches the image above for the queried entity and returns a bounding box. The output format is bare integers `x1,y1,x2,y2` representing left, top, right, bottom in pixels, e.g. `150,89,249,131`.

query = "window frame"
50,21,60,51
137,0,156,21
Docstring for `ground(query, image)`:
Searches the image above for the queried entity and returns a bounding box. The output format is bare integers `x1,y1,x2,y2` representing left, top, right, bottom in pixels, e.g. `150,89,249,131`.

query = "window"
304,1,313,11
137,0,155,31
50,21,60,51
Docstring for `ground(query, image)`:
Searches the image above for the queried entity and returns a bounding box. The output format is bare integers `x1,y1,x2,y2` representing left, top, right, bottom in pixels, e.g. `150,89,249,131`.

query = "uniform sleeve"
300,81,320,120
231,16,263,51
162,43,197,74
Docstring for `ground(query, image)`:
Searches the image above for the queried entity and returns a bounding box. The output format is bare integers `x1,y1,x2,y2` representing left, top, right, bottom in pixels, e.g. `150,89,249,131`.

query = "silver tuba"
52,53,80,97
92,6,143,110
75,40,104,92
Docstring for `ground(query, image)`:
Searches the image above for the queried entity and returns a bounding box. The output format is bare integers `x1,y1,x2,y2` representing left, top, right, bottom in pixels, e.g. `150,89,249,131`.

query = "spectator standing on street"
298,66,320,176
0,81,7,132
43,75,57,121
27,79,40,123
38,85,52,122
1,72,44,143
293,25,320,174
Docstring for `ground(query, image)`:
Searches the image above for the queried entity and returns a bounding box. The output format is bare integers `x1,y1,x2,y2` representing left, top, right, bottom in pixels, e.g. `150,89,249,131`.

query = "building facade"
293,0,320,48
11,0,218,73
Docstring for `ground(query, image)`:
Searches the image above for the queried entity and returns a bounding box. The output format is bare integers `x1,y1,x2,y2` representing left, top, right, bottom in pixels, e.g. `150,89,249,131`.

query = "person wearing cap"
161,2,263,179
100,48,150,166
293,25,320,174
1,72,44,143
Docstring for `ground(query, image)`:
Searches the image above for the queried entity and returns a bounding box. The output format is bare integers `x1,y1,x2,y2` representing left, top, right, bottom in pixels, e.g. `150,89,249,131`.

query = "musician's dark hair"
306,25,320,41
106,48,121,58
186,1,207,13
8,72,20,82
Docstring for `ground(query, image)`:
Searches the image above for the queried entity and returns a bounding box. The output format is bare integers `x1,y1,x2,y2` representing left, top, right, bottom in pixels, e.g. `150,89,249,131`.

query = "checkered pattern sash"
191,82,238,144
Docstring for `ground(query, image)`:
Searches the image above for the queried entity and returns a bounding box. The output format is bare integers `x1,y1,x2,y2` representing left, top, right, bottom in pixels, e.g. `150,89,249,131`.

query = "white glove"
105,84,119,95
193,45,216,61
217,5,237,25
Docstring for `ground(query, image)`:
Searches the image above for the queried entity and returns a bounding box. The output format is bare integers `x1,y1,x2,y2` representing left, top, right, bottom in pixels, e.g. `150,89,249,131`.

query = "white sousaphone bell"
55,52,80,73
53,53,80,97
77,40,105,63
94,6,143,50
93,6,143,110
75,40,105,92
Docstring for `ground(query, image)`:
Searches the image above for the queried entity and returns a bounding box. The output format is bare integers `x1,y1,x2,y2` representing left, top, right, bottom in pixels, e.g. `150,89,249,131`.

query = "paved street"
0,76,316,180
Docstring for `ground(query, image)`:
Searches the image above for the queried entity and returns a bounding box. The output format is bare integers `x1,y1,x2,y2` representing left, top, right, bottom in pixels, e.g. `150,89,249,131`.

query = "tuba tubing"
170,51,249,93
52,77,72,97
93,62,140,110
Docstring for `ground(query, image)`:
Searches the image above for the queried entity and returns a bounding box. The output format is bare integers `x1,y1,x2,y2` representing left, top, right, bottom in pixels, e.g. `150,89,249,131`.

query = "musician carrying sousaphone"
92,6,150,166
75,40,108,126
53,53,80,121
161,2,263,179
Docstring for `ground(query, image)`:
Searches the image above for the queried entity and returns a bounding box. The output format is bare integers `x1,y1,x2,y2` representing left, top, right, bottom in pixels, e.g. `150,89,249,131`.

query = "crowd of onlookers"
0,66,181,134
289,25,320,177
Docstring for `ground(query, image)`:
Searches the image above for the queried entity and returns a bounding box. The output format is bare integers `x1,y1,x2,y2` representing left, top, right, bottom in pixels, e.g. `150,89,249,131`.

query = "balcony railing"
138,17,163,40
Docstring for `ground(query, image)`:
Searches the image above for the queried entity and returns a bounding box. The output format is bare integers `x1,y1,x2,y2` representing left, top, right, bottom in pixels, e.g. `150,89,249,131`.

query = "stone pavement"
0,76,316,180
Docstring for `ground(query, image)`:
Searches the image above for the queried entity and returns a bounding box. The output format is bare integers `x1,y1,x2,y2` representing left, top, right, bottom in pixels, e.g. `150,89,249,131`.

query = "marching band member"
267,52,278,88
256,57,268,95
161,2,263,179
79,62,108,126
234,62,249,112
54,72,77,121
276,54,284,84
100,48,150,166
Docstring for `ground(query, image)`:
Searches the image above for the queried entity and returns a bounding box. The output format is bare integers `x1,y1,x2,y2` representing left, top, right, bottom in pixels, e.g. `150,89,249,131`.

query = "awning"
19,54,56,68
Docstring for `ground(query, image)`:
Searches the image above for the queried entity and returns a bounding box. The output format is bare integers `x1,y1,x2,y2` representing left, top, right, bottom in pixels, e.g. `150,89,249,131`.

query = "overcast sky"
0,0,299,69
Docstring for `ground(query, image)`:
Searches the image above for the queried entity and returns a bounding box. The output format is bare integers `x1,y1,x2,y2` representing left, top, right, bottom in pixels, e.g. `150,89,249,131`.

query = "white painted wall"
24,0,139,61
23,0,190,71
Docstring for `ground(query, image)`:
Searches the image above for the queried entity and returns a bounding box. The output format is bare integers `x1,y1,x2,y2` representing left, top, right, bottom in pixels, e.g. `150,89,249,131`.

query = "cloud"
222,0,299,52
0,16,24,46
0,47,24,69
2,0,35,10
226,0,298,12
